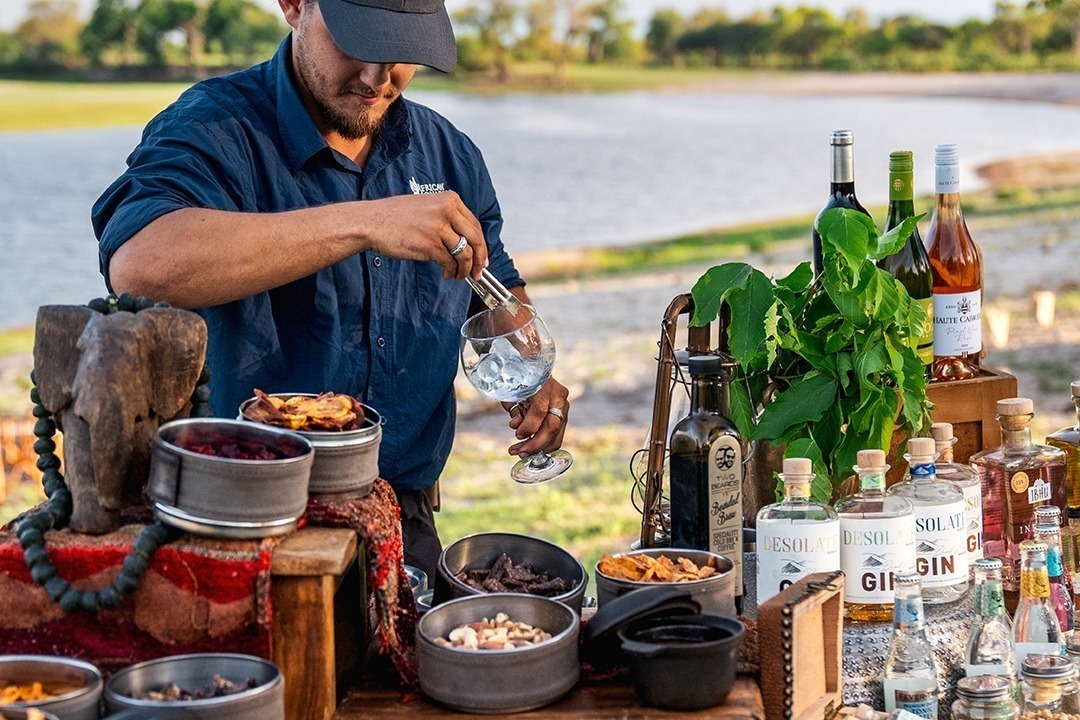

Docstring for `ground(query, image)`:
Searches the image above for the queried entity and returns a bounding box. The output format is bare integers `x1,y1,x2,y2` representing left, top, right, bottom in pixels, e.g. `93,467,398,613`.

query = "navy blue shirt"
92,36,523,492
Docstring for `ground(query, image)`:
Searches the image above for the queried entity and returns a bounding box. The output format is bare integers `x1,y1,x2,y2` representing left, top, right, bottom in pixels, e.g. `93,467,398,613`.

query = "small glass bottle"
756,457,840,605
952,675,1019,720
932,421,984,569
669,354,744,611
965,557,1016,680
971,398,1068,598
1047,381,1080,513
890,437,969,603
1020,653,1080,716
883,572,940,718
837,449,917,621
1012,540,1064,671
1034,506,1075,635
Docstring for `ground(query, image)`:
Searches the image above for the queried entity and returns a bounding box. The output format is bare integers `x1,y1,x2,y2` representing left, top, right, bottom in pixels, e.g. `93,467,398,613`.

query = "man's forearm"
108,204,370,309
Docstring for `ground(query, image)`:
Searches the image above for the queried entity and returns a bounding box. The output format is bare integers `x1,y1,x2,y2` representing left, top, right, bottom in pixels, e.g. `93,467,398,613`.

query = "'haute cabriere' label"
933,290,981,356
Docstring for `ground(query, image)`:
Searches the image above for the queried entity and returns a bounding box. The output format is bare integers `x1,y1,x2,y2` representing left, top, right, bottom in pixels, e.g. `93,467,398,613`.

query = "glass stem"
529,452,554,469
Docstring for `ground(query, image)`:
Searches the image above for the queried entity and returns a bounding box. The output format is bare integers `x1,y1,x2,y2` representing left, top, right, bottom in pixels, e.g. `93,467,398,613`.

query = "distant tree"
14,0,84,69
81,0,137,65
771,7,842,67
0,31,23,65
517,0,559,63
1042,0,1080,60
585,0,638,62
892,15,952,51
453,0,517,81
204,0,284,65
645,8,682,63
552,0,591,77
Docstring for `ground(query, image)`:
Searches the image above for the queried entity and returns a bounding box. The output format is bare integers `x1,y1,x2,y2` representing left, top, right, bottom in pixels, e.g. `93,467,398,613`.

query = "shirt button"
377,337,386,348
373,256,382,267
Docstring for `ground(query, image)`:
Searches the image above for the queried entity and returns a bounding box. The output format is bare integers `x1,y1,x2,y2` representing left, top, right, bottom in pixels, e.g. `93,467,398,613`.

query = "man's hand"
362,191,488,281
503,377,570,458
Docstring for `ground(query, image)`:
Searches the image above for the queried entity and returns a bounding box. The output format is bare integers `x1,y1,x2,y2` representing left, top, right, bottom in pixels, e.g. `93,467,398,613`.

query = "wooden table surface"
334,672,764,719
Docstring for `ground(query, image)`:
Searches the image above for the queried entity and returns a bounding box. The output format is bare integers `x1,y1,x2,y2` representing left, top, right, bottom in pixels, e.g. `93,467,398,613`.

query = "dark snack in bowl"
127,674,257,702
434,613,553,651
244,389,365,431
173,434,297,460
456,553,570,597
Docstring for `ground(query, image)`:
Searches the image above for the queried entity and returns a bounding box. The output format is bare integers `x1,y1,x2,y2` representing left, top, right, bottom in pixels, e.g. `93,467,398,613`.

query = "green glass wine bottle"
878,150,933,374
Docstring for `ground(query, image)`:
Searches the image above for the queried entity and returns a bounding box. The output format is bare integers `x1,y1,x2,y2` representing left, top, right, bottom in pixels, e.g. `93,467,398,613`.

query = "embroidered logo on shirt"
409,176,447,194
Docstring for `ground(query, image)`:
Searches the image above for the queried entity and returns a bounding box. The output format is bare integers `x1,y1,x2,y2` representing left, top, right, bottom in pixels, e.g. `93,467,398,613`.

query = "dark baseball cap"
319,0,457,73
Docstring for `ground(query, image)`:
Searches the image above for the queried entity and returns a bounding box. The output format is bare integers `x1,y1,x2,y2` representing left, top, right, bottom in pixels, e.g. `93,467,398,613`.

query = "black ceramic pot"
618,614,745,711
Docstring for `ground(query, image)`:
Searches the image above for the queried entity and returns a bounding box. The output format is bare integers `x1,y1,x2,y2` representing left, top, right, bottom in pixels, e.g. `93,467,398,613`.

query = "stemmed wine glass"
460,304,573,484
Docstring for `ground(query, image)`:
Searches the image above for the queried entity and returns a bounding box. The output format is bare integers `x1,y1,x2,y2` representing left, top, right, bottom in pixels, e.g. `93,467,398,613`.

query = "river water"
3,90,1080,329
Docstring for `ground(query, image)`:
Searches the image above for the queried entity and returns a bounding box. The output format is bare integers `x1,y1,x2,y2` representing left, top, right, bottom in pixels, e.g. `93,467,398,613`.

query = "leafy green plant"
689,208,934,500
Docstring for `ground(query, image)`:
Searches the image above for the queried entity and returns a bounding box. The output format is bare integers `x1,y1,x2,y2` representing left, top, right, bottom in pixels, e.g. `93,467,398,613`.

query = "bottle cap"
935,143,959,166
956,675,1012,701
974,557,1003,571
856,449,886,468
906,437,936,458
1034,505,1062,525
1067,634,1080,654
929,423,953,442
687,354,735,378
894,572,921,587
1072,380,1080,398
830,129,853,146
888,150,913,173
782,458,813,477
1020,539,1048,554
997,397,1034,416
1021,654,1075,679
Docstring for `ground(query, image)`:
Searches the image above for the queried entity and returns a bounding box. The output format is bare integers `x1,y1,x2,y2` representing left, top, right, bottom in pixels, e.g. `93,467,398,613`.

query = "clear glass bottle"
952,675,1020,720
812,129,872,275
756,457,840,605
837,448,917,621
669,354,744,610
889,437,969,603
1020,653,1080,716
1012,540,1064,671
972,398,1068,599
933,421,984,569
1034,506,1075,635
965,557,1016,680
1047,381,1080,513
883,572,940,718
926,143,983,382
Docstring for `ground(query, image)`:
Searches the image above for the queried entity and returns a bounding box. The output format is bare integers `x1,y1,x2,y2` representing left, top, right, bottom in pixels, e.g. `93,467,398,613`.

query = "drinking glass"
460,304,573,484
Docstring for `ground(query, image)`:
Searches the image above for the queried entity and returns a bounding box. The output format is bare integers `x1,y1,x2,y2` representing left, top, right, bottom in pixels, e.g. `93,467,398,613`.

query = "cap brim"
320,0,457,73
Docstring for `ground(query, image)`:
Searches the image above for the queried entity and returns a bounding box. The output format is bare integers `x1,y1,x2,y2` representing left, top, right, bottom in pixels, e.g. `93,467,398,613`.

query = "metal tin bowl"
417,593,580,713
238,393,381,500
405,565,428,595
148,418,313,538
103,653,284,720
594,548,736,615
0,655,103,720
2,710,61,720
435,532,588,615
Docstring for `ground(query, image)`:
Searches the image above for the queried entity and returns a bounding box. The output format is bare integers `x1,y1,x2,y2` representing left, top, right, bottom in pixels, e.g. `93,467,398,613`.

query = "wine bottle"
878,150,933,373
669,354,744,609
926,144,983,381
812,130,872,275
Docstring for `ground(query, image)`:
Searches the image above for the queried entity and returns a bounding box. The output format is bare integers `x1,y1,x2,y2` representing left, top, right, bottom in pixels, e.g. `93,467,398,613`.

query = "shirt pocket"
415,261,468,323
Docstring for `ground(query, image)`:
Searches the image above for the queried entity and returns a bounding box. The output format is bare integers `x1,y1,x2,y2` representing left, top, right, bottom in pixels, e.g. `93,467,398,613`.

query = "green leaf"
777,262,813,293
853,341,888,381
783,438,832,504
728,379,756,440
818,208,874,279
836,352,854,392
727,269,775,364
763,302,780,367
689,263,751,327
753,374,837,441
869,214,926,261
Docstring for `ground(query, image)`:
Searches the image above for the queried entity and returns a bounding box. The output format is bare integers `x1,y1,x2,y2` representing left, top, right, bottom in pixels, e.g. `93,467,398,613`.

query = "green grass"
0,327,33,358
0,80,188,131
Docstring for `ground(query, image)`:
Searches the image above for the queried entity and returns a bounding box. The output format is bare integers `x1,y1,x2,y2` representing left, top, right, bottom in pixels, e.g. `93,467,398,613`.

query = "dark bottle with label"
878,150,933,373
812,129,872,275
669,354,744,609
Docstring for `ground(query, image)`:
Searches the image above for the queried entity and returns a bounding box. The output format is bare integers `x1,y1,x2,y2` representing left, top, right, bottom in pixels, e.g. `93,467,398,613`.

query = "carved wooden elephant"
33,305,208,534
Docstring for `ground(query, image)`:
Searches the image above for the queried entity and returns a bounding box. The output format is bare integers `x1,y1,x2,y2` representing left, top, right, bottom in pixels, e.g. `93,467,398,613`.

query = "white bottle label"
757,519,840,605
708,435,742,598
960,481,983,563
1015,642,1061,671
935,162,959,194
964,663,1011,677
884,677,938,718
840,515,917,605
1028,478,1052,505
914,499,968,588
933,290,981,356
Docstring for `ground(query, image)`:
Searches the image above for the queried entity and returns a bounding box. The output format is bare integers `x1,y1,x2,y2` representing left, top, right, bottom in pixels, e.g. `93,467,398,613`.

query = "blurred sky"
0,0,1000,31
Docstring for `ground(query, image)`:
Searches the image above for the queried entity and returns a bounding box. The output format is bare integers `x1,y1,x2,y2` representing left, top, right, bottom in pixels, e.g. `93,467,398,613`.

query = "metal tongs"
467,268,522,316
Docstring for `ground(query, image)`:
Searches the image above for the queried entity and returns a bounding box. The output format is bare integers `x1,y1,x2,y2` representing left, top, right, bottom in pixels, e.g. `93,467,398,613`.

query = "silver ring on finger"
509,401,527,416
451,236,467,257
547,407,565,421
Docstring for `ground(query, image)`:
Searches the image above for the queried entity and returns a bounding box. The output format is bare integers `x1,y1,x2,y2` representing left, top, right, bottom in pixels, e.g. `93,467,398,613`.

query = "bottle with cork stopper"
836,448,917,621
1047,380,1080,514
931,421,983,570
755,456,840,605
972,397,1067,607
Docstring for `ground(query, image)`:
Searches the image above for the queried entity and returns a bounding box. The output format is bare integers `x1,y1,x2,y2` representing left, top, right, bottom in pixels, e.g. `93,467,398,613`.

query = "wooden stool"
271,527,366,720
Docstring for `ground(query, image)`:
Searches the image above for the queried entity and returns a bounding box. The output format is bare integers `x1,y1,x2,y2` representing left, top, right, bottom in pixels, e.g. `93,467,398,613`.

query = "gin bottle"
837,449,917,622
964,557,1016,680
883,572,940,718
669,354,744,609
889,437,969,603
756,457,840,604
1034,506,1075,634
1013,539,1064,670
972,398,1068,597
1047,381,1080,513
932,421,983,567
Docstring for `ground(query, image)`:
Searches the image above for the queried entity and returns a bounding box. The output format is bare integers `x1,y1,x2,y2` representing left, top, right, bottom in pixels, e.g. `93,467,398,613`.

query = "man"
91,0,570,577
